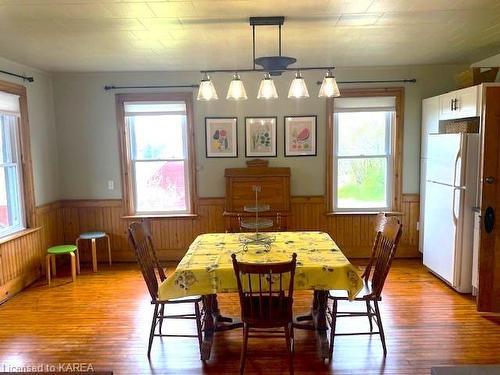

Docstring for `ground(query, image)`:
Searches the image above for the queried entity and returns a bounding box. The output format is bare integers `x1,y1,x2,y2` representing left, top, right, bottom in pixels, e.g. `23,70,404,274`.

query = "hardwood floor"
0,259,499,374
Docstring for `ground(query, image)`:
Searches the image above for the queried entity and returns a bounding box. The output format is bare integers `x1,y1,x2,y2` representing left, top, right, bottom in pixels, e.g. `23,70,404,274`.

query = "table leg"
200,294,243,361
294,290,330,360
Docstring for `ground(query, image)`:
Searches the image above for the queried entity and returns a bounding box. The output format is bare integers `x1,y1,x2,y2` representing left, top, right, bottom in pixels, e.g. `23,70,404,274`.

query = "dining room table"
158,231,364,361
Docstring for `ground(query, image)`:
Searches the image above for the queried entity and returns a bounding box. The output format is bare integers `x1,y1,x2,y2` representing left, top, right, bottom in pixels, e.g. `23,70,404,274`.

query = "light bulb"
226,73,247,100
318,70,340,98
288,71,309,98
257,73,278,100
197,73,218,101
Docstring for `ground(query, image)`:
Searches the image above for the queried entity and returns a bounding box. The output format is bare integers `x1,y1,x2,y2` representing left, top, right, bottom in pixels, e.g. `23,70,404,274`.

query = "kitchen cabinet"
439,85,480,120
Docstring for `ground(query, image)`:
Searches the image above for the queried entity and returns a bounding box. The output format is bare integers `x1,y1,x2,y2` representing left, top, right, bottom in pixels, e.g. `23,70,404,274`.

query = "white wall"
0,57,60,206
52,64,467,200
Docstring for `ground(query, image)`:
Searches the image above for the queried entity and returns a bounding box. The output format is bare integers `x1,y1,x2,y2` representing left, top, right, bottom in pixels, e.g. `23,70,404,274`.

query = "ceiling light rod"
201,66,335,74
0,69,34,83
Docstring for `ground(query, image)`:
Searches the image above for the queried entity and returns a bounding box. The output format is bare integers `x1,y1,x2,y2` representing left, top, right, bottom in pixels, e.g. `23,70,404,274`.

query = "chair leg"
46,254,52,286
366,300,373,332
374,300,387,356
158,305,164,334
91,238,98,272
50,254,57,277
106,234,112,267
148,304,159,357
328,299,338,362
70,252,77,283
240,323,249,375
284,323,294,375
194,301,203,357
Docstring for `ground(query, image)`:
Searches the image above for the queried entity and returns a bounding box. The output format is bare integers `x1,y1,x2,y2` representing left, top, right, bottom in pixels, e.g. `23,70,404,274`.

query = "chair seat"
242,295,292,326
48,245,78,254
79,231,107,240
329,280,381,301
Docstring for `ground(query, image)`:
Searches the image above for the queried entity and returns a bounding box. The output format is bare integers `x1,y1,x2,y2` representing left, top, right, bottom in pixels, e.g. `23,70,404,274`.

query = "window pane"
128,115,186,160
134,161,187,213
337,112,390,156
0,114,17,164
0,166,22,229
337,158,387,209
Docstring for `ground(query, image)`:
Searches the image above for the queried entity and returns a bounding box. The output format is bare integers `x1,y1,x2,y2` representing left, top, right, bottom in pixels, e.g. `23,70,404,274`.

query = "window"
0,92,25,236
117,94,196,216
327,89,403,213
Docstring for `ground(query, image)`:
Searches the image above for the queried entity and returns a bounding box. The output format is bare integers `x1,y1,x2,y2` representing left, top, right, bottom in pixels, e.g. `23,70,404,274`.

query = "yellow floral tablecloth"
158,231,363,301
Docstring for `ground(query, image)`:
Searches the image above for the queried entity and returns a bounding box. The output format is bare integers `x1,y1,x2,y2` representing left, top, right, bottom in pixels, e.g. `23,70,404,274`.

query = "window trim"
0,80,36,232
116,93,198,216
326,88,404,213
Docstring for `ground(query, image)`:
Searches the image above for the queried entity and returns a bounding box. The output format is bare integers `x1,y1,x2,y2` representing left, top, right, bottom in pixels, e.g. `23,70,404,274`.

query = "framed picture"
284,115,317,156
245,117,277,157
205,117,238,158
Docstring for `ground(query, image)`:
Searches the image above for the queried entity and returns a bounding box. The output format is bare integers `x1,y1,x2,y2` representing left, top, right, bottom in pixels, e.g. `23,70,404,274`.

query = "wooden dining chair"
327,215,402,360
128,221,203,358
232,253,297,375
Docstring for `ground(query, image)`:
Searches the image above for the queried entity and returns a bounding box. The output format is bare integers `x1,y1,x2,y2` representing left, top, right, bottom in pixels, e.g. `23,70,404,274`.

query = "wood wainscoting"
58,194,420,262
0,201,63,303
0,194,419,301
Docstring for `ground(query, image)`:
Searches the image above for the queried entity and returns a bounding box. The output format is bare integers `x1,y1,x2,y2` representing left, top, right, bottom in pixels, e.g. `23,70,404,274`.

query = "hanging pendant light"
318,70,340,98
197,73,218,101
226,73,247,100
288,70,309,98
257,72,278,100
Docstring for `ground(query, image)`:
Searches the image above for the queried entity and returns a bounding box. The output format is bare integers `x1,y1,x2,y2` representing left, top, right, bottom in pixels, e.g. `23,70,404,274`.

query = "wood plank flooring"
0,259,499,374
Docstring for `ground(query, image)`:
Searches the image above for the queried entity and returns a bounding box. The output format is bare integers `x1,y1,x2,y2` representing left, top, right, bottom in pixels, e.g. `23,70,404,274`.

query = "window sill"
0,227,41,245
121,214,198,220
326,211,403,216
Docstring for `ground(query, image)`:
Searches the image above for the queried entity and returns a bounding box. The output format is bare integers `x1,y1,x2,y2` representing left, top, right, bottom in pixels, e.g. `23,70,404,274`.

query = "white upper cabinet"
421,96,440,159
439,85,480,120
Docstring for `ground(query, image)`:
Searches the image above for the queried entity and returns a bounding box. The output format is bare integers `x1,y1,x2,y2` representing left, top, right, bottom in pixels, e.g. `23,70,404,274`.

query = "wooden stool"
76,231,111,272
46,245,80,286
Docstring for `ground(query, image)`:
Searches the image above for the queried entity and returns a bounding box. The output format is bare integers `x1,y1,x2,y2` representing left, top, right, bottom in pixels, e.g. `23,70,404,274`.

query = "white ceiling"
0,0,500,72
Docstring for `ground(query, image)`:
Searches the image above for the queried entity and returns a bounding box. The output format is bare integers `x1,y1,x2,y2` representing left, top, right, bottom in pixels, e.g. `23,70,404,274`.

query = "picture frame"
205,117,238,158
245,117,277,157
284,115,317,156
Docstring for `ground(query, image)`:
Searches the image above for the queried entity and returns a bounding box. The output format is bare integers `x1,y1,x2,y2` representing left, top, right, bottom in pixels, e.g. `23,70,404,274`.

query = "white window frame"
332,108,395,213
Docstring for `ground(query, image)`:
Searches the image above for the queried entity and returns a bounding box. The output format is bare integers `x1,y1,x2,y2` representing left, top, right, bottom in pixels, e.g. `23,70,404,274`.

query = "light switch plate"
108,180,114,190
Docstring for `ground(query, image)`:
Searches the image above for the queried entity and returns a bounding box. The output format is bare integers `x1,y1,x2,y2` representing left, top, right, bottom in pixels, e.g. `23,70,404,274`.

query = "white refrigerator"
423,133,479,293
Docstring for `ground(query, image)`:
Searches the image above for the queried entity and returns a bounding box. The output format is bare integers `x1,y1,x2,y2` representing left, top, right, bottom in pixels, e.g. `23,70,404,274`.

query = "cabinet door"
439,92,456,120
455,86,479,118
421,96,440,158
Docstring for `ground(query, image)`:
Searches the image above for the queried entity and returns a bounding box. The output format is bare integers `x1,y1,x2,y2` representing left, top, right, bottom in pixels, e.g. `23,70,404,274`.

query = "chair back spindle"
232,253,297,325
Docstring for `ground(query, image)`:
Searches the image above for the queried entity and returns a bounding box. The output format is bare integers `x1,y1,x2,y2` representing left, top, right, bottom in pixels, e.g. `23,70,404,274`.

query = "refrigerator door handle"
453,148,461,187
452,187,460,225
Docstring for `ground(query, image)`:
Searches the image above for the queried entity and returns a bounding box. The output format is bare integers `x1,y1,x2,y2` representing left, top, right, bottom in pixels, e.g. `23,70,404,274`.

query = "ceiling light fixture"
196,16,340,101
288,70,309,98
257,73,279,100
226,73,248,100
318,69,340,98
196,73,218,101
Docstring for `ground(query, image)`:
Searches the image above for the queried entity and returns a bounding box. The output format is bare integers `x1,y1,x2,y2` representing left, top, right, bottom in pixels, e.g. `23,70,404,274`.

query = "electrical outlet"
107,180,114,190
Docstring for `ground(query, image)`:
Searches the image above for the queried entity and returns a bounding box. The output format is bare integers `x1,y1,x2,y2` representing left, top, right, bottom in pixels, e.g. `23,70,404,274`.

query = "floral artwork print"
205,118,237,157
245,117,277,157
285,116,317,156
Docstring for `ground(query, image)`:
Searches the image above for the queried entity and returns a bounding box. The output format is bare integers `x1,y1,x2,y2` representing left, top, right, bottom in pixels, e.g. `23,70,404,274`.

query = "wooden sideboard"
223,160,291,232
